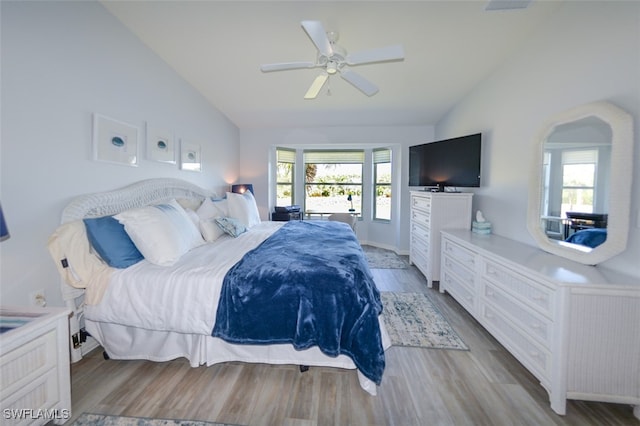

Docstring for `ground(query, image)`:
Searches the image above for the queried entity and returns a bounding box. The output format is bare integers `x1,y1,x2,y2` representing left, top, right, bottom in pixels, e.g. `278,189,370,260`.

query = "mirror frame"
527,101,633,265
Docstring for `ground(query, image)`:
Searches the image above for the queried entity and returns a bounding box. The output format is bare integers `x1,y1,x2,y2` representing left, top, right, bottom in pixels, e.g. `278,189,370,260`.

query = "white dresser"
409,191,473,287
0,307,72,425
440,230,640,417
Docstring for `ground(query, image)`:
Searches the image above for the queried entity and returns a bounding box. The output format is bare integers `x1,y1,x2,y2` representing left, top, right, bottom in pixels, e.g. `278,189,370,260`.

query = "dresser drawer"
411,250,430,277
411,222,430,242
441,270,475,313
442,255,474,292
411,232,429,255
482,260,554,318
483,281,552,348
411,194,432,212
481,304,550,382
1,330,57,398
1,368,60,425
411,208,431,228
442,238,476,270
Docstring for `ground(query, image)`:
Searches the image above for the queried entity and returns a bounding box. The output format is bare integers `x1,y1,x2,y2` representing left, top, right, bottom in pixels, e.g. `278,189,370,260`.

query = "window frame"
303,149,364,216
275,148,296,207
373,148,392,221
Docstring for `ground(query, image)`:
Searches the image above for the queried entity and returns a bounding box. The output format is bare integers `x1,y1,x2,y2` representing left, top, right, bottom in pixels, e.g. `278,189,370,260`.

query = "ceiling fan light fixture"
326,61,338,74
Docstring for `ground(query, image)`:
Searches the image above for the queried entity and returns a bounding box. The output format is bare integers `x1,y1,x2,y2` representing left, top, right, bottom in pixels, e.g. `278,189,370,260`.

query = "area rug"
362,245,407,269
73,413,239,426
381,292,468,350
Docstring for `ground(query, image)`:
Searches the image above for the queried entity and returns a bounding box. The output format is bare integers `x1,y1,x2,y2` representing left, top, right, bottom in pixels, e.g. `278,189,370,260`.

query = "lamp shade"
231,184,254,195
0,203,9,242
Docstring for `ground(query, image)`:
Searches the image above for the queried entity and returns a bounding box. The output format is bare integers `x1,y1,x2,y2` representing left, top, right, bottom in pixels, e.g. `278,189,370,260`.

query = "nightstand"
0,306,72,425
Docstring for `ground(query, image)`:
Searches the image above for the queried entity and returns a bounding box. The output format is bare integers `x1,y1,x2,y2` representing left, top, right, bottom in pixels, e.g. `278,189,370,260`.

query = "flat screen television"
409,133,482,191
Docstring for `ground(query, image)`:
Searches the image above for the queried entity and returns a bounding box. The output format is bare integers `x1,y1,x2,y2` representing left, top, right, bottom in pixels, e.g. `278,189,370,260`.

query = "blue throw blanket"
212,220,385,384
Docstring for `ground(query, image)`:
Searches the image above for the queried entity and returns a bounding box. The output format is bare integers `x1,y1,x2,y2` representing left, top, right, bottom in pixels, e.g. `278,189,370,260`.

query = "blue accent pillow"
83,216,144,268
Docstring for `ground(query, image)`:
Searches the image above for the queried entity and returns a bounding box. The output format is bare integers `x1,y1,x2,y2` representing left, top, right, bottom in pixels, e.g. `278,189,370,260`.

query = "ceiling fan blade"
301,20,333,57
304,73,329,99
346,45,405,66
260,61,316,72
339,69,379,97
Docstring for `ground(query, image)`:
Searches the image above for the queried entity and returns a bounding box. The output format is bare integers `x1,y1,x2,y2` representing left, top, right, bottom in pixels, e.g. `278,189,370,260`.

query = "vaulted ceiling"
101,1,563,128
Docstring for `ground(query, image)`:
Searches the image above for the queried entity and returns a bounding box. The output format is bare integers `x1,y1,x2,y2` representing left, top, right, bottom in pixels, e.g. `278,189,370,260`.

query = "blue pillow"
83,216,144,268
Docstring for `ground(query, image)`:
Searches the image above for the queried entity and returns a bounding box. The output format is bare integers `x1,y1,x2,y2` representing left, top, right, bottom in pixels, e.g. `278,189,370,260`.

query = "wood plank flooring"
67,263,639,425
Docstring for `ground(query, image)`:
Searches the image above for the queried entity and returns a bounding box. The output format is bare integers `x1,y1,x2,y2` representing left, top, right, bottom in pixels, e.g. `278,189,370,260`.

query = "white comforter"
85,221,284,335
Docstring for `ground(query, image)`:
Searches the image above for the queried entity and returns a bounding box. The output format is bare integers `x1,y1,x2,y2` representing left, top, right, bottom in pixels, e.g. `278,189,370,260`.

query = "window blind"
277,148,296,163
304,150,364,164
373,148,391,164
562,149,597,165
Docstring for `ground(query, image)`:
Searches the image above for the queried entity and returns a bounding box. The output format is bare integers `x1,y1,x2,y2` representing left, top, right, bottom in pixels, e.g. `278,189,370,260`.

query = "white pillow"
200,217,226,242
115,199,204,266
197,197,228,221
226,191,261,228
183,208,200,229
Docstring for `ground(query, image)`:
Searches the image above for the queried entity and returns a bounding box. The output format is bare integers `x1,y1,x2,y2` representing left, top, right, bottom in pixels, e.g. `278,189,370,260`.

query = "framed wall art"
180,140,202,172
146,124,176,164
93,114,139,167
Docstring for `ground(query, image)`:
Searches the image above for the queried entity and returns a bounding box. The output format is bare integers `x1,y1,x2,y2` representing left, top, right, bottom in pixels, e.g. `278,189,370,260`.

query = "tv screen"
409,133,482,190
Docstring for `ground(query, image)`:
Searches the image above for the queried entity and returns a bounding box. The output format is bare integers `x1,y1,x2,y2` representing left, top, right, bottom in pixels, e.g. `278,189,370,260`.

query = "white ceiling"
101,1,563,128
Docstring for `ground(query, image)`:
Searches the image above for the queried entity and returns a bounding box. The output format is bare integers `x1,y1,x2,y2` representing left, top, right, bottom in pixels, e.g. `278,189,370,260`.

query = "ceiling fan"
260,20,405,99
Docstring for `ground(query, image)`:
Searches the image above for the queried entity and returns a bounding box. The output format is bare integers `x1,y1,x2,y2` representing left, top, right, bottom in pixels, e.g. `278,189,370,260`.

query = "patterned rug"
73,413,239,426
381,292,468,350
362,245,407,269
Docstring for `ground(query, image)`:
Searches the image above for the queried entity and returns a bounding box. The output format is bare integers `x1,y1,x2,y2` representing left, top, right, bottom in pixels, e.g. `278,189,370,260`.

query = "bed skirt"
85,317,391,396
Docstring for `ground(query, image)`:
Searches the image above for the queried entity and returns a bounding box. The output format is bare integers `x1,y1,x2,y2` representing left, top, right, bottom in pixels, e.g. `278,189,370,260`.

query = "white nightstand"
0,306,72,425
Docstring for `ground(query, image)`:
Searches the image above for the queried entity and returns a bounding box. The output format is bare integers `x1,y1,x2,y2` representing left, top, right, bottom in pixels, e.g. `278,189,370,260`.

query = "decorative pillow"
215,217,247,238
183,208,200,229
83,216,144,268
200,217,226,242
197,197,228,221
115,199,204,266
176,197,203,212
226,191,260,228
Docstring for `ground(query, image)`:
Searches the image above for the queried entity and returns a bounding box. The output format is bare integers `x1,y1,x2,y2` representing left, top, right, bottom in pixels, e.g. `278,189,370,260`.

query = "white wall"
0,1,240,307
436,1,640,277
239,126,434,252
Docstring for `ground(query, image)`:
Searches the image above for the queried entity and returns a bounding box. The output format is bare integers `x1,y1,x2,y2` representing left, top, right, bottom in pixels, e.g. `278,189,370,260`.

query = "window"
373,148,392,221
561,149,597,216
304,150,363,216
276,148,295,206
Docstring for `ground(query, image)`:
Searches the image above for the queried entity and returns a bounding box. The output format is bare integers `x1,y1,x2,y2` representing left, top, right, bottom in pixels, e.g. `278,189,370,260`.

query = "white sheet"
85,221,285,334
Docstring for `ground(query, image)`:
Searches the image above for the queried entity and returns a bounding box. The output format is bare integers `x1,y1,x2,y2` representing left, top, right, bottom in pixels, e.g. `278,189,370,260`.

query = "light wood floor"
68,263,639,425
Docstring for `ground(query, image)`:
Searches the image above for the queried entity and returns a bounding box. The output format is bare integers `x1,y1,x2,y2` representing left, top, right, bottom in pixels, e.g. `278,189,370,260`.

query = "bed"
49,178,389,395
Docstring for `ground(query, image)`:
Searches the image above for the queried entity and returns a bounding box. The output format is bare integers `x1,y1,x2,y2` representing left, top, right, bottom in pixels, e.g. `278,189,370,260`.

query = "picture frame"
146,124,176,164
93,114,139,167
180,140,202,172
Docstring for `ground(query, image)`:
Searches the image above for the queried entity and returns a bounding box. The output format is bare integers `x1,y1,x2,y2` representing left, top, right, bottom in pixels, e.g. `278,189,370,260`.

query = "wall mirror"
527,101,633,265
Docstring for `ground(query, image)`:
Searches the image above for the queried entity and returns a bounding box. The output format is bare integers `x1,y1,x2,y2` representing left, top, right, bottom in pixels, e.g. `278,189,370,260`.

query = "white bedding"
85,221,285,334
83,219,390,395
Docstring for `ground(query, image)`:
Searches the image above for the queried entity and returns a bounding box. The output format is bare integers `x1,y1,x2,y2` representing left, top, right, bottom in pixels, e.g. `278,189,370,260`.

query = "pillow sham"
226,191,260,228
215,216,247,238
115,199,204,266
200,217,227,242
197,197,228,220
83,216,144,268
